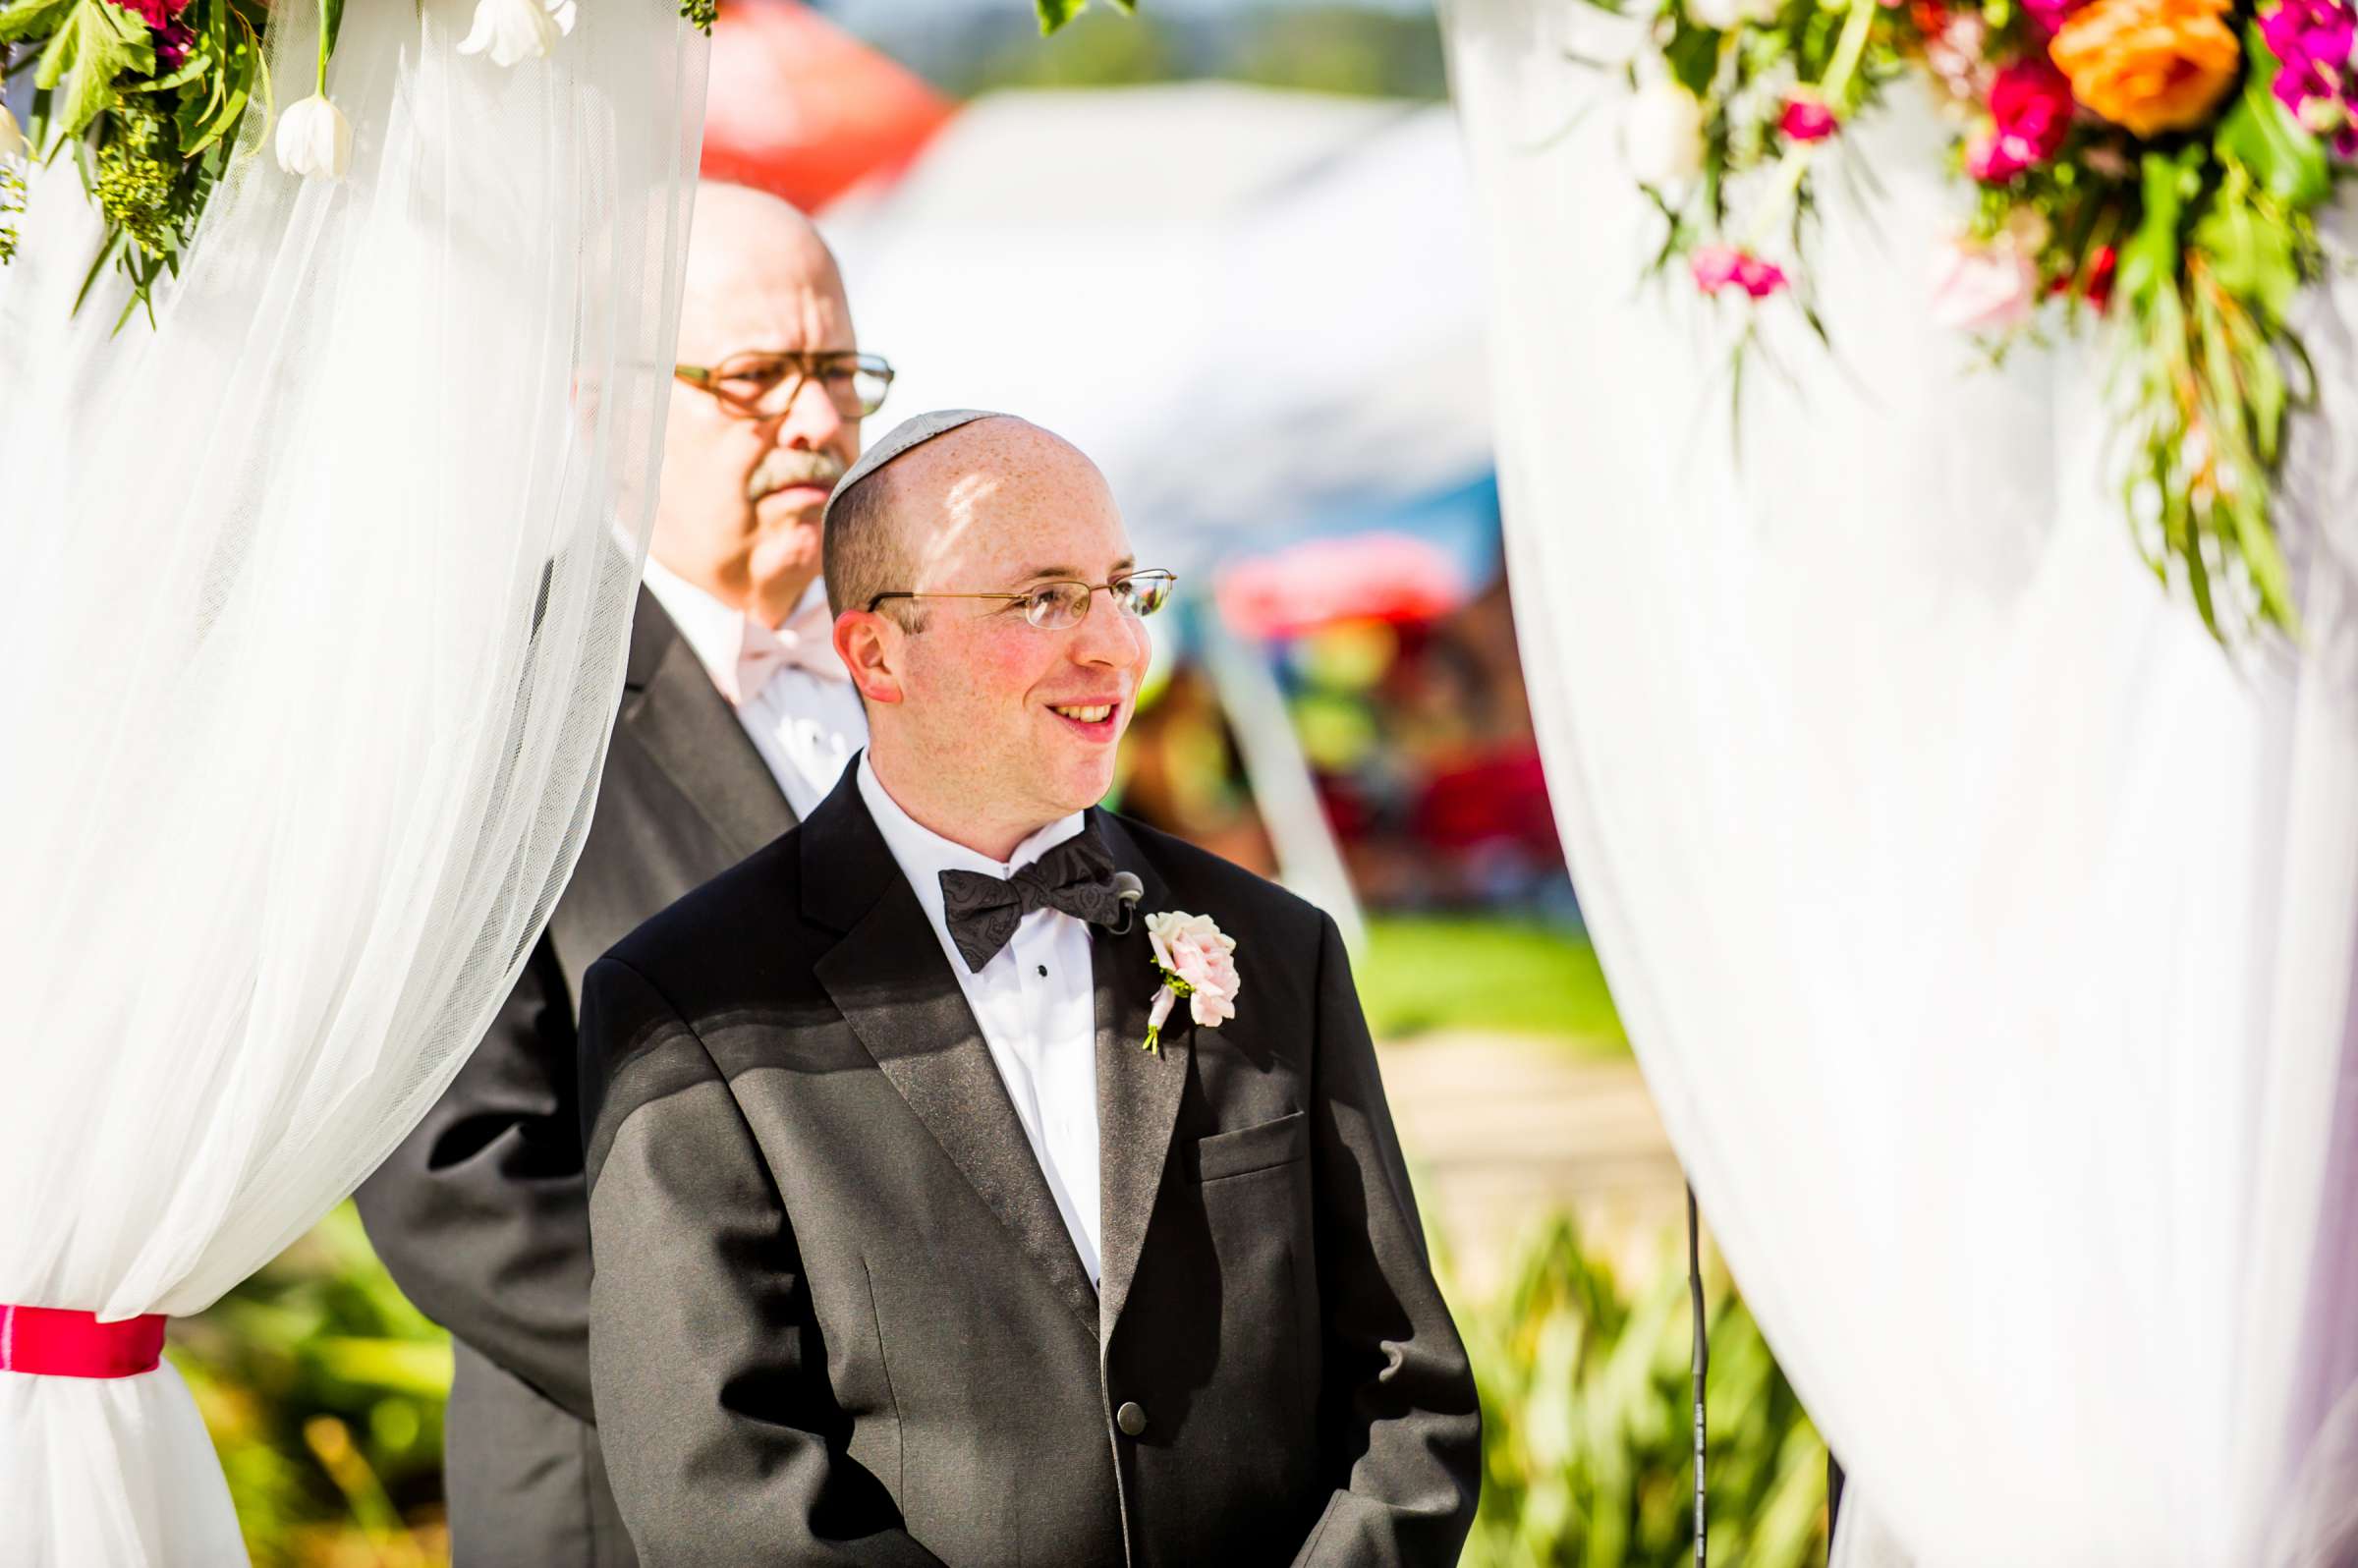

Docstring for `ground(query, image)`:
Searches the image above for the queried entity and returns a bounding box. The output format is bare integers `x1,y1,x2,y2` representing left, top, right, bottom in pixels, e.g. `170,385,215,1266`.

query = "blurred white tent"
820,82,1490,575
819,84,1491,932
829,83,1489,928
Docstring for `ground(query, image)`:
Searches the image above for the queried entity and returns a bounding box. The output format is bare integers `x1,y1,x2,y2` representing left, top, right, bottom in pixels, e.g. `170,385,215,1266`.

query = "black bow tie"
939,830,1126,974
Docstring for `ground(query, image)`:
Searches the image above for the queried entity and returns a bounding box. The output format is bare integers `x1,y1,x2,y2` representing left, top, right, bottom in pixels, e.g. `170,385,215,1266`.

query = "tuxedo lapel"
1092,812,1189,1341
806,776,1101,1336
619,589,797,856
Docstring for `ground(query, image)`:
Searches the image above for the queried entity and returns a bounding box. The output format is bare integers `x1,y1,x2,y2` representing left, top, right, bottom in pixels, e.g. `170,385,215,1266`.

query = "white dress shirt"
642,558,868,819
857,756,1104,1285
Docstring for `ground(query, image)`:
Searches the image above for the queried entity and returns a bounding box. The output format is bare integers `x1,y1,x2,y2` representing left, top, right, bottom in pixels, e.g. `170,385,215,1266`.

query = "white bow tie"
718,593,847,705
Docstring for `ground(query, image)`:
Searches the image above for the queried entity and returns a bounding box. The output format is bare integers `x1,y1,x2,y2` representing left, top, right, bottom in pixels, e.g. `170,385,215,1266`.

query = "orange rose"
2049,0,2240,137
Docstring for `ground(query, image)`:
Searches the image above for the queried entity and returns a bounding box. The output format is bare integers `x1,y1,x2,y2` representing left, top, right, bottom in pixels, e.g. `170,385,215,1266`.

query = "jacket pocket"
1183,1108,1309,1183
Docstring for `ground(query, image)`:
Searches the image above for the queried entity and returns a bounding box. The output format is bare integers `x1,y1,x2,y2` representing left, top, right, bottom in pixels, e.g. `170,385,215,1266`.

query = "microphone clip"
1107,871,1146,936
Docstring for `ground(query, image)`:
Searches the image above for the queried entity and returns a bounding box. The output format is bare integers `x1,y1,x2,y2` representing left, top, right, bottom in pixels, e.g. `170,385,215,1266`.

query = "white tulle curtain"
0,2,703,1561
1442,2,2358,1563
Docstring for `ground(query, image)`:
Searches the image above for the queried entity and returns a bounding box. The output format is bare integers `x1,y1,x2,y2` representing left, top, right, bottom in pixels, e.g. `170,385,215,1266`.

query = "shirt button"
1037,964,1048,978
1116,1401,1148,1437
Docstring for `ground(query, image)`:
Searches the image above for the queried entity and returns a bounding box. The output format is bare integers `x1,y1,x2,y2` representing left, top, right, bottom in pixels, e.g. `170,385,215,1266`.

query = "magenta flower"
108,0,189,25
1780,92,1840,142
2021,0,2086,32
1969,57,2076,181
107,0,195,71
2262,0,2358,156
155,20,195,68
1692,244,1788,299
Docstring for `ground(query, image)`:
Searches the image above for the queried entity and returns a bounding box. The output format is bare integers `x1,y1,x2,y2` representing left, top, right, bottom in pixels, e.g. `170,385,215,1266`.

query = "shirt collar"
857,753,1086,936
643,558,837,698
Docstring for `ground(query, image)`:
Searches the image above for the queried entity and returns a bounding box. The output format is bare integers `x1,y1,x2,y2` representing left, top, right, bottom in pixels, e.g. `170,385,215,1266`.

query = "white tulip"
457,0,576,69
1625,81,1707,188
0,106,27,163
274,94,352,181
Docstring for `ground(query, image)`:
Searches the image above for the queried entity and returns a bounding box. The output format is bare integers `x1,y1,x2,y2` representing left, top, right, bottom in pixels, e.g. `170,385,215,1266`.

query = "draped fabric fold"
0,3,705,1560
1441,2,2358,1562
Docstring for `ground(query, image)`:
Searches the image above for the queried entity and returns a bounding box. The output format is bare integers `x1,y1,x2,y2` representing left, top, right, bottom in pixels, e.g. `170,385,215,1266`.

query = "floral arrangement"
1615,0,2356,638
0,0,718,322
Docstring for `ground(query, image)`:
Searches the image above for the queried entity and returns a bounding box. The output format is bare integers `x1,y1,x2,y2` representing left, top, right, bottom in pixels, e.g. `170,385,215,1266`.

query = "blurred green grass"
1359,916,1628,1054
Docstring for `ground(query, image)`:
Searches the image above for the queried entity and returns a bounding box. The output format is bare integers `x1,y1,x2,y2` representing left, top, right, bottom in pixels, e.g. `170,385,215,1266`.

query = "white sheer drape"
1443,2,2358,1563
0,2,703,1561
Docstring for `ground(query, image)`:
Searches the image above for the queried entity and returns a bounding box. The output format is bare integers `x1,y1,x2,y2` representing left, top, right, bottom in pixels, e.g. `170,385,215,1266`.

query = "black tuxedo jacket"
578,765,1481,1567
356,589,802,1568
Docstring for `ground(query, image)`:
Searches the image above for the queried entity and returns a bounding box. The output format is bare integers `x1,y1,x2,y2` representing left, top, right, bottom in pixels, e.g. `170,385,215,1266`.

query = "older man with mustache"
355,183,892,1568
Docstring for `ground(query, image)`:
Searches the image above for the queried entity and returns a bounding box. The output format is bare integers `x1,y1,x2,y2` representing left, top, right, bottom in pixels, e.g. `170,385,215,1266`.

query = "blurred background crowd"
178,2,1832,1561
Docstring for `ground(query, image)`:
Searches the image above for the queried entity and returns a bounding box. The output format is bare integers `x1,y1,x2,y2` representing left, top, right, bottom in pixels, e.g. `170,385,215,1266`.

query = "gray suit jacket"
578,766,1481,1567
357,589,802,1568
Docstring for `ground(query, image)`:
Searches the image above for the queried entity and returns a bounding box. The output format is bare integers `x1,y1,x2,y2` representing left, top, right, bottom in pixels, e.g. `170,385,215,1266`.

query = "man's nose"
1071,588,1149,670
767,373,845,449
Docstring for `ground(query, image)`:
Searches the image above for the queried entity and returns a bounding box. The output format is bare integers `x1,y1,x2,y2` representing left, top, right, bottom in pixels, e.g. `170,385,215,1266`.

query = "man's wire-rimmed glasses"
868,569,1179,630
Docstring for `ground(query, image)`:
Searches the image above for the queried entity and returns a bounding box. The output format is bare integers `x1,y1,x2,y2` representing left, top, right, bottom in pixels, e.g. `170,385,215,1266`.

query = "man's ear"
835,609,905,705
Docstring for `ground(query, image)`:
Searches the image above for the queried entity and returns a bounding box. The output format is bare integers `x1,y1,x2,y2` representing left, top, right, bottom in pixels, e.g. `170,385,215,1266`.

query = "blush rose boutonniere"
1141,911,1240,1054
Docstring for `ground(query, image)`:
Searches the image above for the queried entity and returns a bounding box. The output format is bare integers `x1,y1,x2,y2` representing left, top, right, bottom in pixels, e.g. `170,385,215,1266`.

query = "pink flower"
1969,57,2076,182
1691,244,1745,293
1929,237,2039,331
1780,92,1840,141
1691,245,1789,298
1147,910,1240,1029
1694,245,1790,298
1734,253,1788,296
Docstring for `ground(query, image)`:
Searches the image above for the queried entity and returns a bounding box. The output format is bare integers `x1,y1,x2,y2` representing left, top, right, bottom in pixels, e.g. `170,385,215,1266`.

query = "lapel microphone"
1108,871,1145,935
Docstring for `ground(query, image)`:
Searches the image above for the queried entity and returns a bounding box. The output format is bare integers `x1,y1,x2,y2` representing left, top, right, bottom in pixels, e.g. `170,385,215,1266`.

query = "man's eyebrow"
1016,556,1135,582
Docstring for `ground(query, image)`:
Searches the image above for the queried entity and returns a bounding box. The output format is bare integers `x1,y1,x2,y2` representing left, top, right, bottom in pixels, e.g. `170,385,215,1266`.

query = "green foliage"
1226,7,1447,100
971,5,1182,91
0,154,26,265
1359,916,1627,1050
1037,0,1133,36
174,1203,452,1568
35,0,154,140
940,2,1444,102
6,0,275,322
1456,1214,1827,1568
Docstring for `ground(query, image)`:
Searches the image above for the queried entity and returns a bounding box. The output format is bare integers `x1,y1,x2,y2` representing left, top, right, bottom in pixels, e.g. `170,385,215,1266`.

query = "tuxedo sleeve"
353,934,596,1423
579,955,949,1568
1293,913,1483,1567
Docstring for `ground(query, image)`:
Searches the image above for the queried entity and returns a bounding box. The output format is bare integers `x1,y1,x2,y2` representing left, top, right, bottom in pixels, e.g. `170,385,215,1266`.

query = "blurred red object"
1413,750,1561,860
1216,532,1467,641
701,0,956,212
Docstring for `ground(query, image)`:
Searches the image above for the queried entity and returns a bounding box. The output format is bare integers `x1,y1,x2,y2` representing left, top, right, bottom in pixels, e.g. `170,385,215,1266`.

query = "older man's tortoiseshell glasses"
674,351,895,420
868,570,1179,631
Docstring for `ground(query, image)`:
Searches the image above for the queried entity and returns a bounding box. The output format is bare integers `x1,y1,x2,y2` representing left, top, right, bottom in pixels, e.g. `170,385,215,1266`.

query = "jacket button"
1116,1401,1148,1437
